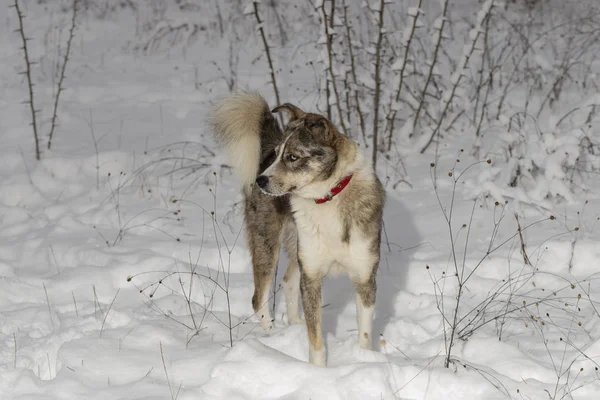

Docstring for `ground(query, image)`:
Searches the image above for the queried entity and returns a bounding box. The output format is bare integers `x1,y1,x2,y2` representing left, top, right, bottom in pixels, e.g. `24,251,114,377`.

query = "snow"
407,7,424,18
1,1,600,400
243,2,256,15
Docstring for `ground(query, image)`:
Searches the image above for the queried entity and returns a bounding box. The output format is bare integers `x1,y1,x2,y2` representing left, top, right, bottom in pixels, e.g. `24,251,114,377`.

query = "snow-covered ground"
1,2,600,399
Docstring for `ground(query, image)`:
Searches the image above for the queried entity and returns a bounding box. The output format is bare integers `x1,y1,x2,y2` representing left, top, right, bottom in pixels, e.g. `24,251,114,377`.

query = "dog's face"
255,104,338,197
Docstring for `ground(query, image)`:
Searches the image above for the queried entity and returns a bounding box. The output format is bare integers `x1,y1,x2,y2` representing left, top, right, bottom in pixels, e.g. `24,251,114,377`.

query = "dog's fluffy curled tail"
213,92,270,194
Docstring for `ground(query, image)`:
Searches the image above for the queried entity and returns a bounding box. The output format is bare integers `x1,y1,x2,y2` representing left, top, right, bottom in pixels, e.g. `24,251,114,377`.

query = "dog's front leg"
300,268,325,366
353,270,376,350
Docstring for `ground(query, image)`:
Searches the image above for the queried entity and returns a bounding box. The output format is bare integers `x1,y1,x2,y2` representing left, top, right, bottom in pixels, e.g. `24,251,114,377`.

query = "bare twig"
413,0,449,137
100,289,120,337
420,0,495,154
393,353,440,395
319,0,347,135
71,290,79,317
386,0,423,151
86,109,100,190
341,0,366,145
515,213,532,266
472,11,493,141
43,283,55,330
371,0,386,167
13,0,40,160
160,342,178,400
48,0,79,150
49,245,60,275
93,284,104,318
252,1,281,108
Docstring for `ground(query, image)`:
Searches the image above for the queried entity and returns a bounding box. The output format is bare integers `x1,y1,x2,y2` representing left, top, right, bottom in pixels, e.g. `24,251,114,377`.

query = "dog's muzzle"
255,175,269,189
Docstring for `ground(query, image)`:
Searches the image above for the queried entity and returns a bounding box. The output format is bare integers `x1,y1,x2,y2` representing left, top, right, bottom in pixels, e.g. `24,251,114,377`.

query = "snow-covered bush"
38,0,600,199
474,110,600,208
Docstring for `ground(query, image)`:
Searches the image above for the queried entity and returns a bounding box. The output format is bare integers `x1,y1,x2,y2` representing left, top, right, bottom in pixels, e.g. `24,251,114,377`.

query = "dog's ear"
305,115,337,144
272,103,305,122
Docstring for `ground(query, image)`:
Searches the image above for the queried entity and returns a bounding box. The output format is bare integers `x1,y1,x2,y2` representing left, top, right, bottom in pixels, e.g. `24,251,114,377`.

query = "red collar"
314,175,353,204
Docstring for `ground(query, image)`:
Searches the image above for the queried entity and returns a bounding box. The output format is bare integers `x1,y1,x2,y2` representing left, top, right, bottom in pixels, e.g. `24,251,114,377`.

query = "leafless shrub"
386,0,424,152
128,176,280,347
78,0,137,19
13,0,81,157
317,0,347,135
12,0,41,160
137,21,203,54
249,0,281,107
48,0,79,150
428,153,559,368
419,0,495,154
427,154,600,397
370,0,386,167
341,0,367,145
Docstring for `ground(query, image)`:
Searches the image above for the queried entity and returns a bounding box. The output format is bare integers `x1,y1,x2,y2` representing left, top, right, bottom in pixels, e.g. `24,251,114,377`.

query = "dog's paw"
288,315,305,325
309,346,327,367
260,319,274,331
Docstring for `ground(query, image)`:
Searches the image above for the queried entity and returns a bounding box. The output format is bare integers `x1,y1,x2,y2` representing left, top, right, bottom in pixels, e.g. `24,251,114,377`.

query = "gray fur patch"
337,173,385,257
355,267,377,308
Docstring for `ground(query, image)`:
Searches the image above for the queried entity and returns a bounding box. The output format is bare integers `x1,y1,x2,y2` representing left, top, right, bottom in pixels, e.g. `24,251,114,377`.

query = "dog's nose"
255,175,269,189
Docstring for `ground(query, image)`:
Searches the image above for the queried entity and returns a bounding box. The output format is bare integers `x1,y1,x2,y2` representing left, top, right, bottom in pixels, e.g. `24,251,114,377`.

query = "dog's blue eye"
287,154,298,162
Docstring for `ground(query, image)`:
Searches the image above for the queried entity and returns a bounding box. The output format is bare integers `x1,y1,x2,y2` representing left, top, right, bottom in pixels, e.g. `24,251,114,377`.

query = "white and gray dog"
213,92,385,366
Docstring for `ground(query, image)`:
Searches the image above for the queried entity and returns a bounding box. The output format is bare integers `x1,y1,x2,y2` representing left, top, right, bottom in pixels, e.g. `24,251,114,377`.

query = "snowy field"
1,1,600,399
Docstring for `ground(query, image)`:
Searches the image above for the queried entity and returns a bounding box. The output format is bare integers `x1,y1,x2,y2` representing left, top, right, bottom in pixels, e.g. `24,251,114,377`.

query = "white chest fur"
290,197,376,282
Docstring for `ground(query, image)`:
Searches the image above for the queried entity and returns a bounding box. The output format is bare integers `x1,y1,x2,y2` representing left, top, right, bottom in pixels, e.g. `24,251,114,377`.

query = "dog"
212,92,385,366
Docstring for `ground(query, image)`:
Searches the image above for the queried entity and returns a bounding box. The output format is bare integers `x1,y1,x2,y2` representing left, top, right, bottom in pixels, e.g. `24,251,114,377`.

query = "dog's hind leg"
245,195,286,332
300,268,326,366
249,231,282,331
283,218,302,325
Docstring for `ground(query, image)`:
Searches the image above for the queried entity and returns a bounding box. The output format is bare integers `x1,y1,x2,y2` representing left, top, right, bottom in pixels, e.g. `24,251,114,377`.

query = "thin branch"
252,1,281,108
100,289,120,337
371,0,386,167
319,0,347,135
43,283,55,330
341,0,367,145
13,0,40,160
413,0,449,136
160,342,177,400
515,213,532,266
386,0,423,151
48,0,79,150
420,1,496,154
